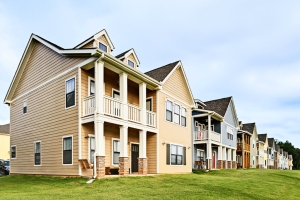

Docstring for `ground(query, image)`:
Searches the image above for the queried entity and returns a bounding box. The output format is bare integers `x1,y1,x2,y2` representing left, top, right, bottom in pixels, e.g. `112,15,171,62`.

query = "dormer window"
99,42,107,52
128,60,134,68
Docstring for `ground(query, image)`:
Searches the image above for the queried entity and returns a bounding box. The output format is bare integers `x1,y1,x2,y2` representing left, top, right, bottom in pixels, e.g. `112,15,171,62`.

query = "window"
253,139,255,148
34,142,41,165
11,146,16,159
128,60,134,68
63,137,72,165
166,100,173,122
197,149,204,161
171,145,183,165
181,107,186,127
227,126,234,140
146,98,152,111
90,137,95,164
89,77,95,96
99,42,108,52
113,140,120,165
112,89,120,100
66,78,75,108
174,104,180,124
23,100,27,114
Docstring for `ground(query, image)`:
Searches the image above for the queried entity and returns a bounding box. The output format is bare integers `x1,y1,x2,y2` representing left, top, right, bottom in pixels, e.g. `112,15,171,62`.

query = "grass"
0,169,299,199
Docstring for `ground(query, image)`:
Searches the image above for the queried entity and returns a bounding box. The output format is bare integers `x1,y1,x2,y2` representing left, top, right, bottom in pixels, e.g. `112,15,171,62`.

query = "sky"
0,1,300,147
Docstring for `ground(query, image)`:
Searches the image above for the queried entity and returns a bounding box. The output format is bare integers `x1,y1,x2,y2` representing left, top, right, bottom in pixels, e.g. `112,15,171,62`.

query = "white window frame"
23,100,27,115
99,42,108,53
88,134,95,164
146,97,153,112
11,145,16,159
127,59,135,68
166,99,173,122
88,76,95,96
111,138,120,166
65,76,76,110
165,98,187,128
62,135,73,166
174,103,180,125
34,141,42,166
181,107,187,127
196,149,204,161
112,88,120,99
170,143,184,166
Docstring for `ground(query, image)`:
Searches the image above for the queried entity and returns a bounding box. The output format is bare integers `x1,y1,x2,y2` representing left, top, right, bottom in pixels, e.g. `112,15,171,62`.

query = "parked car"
0,160,10,175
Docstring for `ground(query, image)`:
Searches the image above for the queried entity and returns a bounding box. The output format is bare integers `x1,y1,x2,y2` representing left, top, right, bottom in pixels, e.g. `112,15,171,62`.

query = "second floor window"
181,108,186,127
174,104,180,124
90,79,95,95
23,100,27,114
99,42,108,52
128,60,134,68
166,100,173,122
227,126,233,140
66,78,75,108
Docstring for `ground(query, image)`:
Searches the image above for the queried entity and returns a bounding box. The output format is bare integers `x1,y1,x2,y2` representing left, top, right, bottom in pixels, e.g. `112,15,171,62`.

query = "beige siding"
104,68,119,97
147,89,157,112
162,68,191,104
147,132,157,173
10,69,79,175
96,35,111,54
13,42,86,99
81,68,94,116
0,134,10,160
81,41,94,48
128,79,139,106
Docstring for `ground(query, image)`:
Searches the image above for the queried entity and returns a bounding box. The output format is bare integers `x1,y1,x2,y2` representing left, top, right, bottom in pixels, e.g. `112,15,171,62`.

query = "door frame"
130,142,139,174
212,151,217,169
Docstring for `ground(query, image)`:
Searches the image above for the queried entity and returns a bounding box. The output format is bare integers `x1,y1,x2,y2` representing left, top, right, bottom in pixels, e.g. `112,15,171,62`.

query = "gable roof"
242,123,255,134
145,61,179,82
276,145,281,152
115,48,140,66
268,138,275,148
73,29,115,51
258,134,267,142
0,124,10,134
289,155,293,160
115,49,131,59
203,97,232,117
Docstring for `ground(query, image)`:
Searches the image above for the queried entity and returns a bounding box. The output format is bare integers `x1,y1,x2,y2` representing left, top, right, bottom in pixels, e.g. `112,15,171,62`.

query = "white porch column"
218,146,223,160
119,73,128,120
228,148,232,169
208,114,211,140
139,130,147,158
119,126,128,157
228,149,232,161
95,60,104,115
206,141,212,169
233,149,236,162
95,120,105,156
222,147,226,169
139,82,147,125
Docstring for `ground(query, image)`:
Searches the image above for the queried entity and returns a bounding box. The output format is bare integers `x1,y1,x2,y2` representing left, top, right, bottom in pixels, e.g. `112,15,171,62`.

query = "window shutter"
166,144,170,165
183,146,186,165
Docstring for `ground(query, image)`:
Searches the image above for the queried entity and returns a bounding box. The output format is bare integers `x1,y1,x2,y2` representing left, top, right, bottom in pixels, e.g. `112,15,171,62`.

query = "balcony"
257,150,264,156
194,130,221,143
83,95,156,127
237,143,250,151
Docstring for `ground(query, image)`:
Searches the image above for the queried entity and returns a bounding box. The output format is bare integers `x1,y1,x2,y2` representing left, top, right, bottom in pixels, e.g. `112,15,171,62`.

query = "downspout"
93,53,104,179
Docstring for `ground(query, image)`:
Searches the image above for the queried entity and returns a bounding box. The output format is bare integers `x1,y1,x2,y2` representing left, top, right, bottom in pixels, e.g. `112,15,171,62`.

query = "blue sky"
0,1,300,147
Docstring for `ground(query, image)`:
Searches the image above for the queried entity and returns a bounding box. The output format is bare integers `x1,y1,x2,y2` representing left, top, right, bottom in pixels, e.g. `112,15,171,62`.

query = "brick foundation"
258,164,263,169
96,156,105,178
232,161,236,169
138,158,148,175
206,159,212,170
119,157,129,176
227,161,232,169
222,160,227,169
217,160,222,169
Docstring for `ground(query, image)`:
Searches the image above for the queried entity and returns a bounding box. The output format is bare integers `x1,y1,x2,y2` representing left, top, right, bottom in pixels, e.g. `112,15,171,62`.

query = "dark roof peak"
0,124,10,134
145,61,180,82
242,123,255,133
258,134,267,142
202,97,232,117
115,49,132,59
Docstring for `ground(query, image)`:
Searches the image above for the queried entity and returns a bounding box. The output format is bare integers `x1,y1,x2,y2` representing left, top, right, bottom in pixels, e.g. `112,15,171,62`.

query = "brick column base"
119,157,129,176
222,160,227,169
258,164,263,169
232,161,236,169
96,156,105,178
217,160,222,169
227,161,232,169
206,159,212,170
138,158,148,175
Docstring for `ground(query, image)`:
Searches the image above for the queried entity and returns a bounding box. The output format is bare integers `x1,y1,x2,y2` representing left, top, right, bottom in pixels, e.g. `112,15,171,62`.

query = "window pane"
166,111,172,121
174,104,180,114
23,101,27,107
171,155,176,165
171,145,177,154
128,60,134,67
114,140,120,152
90,80,95,95
181,108,186,117
146,99,152,111
99,42,108,52
166,101,172,111
90,150,95,164
66,78,75,93
11,146,16,158
113,91,120,100
177,146,183,155
63,150,72,164
181,117,186,126
174,114,179,124
90,137,95,150
113,152,120,164
177,155,182,165
64,137,72,150
35,153,41,165
35,142,40,153
66,92,75,107
23,106,27,114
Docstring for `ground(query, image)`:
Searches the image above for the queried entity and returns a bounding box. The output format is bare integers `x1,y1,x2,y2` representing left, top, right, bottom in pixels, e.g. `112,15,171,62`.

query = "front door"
212,151,216,168
131,144,139,173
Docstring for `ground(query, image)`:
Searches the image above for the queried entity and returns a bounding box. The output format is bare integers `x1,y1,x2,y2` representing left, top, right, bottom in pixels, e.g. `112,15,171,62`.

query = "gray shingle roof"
258,134,267,142
203,97,232,117
115,49,131,59
276,145,281,152
242,123,255,134
268,138,274,148
289,155,293,160
0,124,10,134
144,61,179,82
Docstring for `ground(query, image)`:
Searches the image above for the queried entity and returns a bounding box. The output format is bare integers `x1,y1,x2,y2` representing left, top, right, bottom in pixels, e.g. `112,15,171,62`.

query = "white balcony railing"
103,96,122,118
128,104,141,123
83,95,95,116
146,110,156,127
194,130,220,143
257,150,264,156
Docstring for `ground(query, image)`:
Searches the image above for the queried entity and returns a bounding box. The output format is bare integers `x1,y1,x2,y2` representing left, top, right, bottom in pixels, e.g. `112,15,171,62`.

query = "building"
241,123,259,168
267,138,275,169
257,134,267,168
288,155,293,170
4,30,194,177
192,97,239,170
236,122,252,168
0,124,10,160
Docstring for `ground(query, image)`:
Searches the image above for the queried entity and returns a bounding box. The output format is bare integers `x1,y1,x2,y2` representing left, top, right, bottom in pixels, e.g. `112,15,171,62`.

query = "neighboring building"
288,155,293,170
0,124,10,160
280,148,284,169
192,97,239,170
4,30,194,177
257,134,267,169
283,151,289,170
276,145,282,169
274,144,278,169
267,138,275,169
236,122,252,168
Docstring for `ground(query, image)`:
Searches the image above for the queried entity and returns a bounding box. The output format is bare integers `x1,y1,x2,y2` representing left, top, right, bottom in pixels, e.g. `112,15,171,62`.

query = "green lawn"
0,169,299,199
